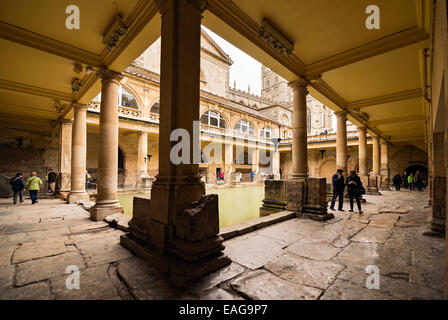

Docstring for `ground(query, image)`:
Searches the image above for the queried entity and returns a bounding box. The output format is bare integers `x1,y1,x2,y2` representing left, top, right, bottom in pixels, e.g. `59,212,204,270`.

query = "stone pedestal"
230,172,241,185
55,172,71,200
380,168,391,190
430,176,446,234
259,179,286,216
367,174,381,195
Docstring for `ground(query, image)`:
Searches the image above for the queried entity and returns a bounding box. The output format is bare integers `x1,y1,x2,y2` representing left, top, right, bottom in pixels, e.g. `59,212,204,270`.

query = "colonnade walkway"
0,190,444,300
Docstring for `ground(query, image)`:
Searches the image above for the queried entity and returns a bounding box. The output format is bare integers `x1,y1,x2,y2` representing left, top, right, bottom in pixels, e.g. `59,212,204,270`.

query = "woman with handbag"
346,170,363,214
26,172,43,204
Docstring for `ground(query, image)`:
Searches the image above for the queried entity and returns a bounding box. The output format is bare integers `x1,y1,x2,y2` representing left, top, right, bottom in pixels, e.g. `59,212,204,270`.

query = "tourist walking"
329,169,345,211
250,169,255,182
26,172,42,204
402,171,409,189
85,170,91,190
9,172,25,204
47,168,57,193
408,173,415,191
415,170,423,191
392,172,402,191
346,170,363,214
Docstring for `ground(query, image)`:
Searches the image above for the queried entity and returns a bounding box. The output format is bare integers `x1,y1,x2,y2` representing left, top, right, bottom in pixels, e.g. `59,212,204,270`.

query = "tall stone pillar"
358,127,368,186
368,135,381,193
285,78,309,213
251,147,259,175
380,140,390,190
67,103,89,203
121,0,230,286
335,111,348,174
137,131,148,178
55,119,72,199
289,78,309,179
90,69,124,221
430,132,446,234
272,149,280,178
224,139,233,182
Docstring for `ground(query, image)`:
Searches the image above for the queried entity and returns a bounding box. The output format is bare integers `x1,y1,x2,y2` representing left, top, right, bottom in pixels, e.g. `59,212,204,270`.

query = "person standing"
415,170,423,191
346,170,363,214
402,171,409,189
85,170,91,190
408,173,414,191
47,168,57,193
26,172,42,204
10,172,25,204
392,172,402,191
329,169,345,211
279,168,283,179
250,169,254,182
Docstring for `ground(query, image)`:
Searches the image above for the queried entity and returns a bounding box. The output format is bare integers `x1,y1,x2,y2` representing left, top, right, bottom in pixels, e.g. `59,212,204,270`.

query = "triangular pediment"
201,30,233,65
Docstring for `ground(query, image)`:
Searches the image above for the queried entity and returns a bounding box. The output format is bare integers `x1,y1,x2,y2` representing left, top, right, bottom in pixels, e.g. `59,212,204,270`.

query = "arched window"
150,100,160,114
92,85,139,109
234,120,254,135
200,110,227,129
260,126,272,139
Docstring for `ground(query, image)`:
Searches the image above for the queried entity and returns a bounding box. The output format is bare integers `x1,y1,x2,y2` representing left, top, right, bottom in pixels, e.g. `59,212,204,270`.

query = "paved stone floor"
0,189,445,300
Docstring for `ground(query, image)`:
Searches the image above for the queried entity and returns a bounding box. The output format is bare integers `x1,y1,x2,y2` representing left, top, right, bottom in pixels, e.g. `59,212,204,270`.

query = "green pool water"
117,185,264,228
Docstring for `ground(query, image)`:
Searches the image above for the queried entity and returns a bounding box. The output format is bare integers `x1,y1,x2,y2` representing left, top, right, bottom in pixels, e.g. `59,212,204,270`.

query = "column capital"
96,68,123,84
358,126,367,133
72,102,89,111
334,110,348,118
288,77,309,90
156,0,208,14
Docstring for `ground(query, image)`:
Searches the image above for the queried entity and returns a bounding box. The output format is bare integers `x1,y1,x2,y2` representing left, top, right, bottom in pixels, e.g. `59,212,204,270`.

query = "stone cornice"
207,0,306,76
346,88,423,109
305,27,429,77
367,114,425,126
97,68,124,83
0,79,72,102
334,110,348,118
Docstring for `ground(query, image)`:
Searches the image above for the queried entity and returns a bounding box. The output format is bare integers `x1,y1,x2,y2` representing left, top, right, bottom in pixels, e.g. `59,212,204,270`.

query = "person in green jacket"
407,173,415,191
26,172,42,204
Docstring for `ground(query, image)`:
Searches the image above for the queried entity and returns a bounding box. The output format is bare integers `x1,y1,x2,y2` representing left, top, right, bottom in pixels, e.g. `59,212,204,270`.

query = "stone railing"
280,130,360,145
87,102,141,119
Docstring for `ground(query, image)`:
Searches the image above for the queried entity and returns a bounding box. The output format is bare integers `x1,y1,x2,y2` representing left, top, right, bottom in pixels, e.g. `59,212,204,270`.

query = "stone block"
285,179,305,212
431,176,446,233
175,194,219,242
303,177,327,215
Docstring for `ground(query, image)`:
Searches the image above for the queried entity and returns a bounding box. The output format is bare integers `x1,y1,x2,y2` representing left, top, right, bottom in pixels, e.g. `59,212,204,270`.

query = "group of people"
392,170,424,191
329,169,365,214
9,169,92,204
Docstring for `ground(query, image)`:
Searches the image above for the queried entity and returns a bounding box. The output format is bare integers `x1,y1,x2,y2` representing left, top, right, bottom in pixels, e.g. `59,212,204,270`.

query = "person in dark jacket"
330,169,345,211
392,172,402,191
9,172,25,204
346,170,363,214
402,171,408,189
415,170,423,191
47,168,57,193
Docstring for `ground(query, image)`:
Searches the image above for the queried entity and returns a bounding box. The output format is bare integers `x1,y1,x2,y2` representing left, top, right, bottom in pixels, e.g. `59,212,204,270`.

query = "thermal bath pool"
117,185,264,228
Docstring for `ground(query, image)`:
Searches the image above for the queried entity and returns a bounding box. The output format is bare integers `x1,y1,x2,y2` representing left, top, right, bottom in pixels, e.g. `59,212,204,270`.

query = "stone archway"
319,159,336,182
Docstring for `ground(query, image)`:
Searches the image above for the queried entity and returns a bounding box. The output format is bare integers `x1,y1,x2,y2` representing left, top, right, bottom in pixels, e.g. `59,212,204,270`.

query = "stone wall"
0,127,58,194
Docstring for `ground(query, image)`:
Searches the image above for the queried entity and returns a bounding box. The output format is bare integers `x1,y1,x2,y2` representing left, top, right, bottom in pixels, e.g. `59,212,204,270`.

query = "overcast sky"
203,26,262,96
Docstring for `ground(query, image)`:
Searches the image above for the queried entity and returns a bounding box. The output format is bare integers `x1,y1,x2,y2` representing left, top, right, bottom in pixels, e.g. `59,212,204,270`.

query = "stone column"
67,103,89,204
380,140,390,190
90,69,124,221
55,119,72,199
430,132,446,234
358,127,368,186
121,0,230,285
289,78,309,179
137,131,148,178
369,135,381,193
224,139,233,183
335,111,348,174
272,149,280,178
251,147,259,174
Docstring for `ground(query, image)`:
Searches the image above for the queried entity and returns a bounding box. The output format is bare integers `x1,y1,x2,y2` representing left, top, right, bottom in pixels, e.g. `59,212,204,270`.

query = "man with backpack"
10,172,25,204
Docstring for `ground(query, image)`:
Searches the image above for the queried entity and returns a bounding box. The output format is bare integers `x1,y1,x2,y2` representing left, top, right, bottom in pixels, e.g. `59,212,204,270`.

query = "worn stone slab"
198,287,243,300
116,256,164,290
69,228,124,243
68,221,109,234
368,214,400,228
50,264,121,300
224,234,285,269
189,262,245,293
26,227,70,241
15,251,85,286
132,279,186,300
286,240,341,261
351,226,393,244
321,279,393,300
333,242,380,267
265,253,344,290
12,237,68,263
75,235,133,267
0,281,52,300
0,245,16,267
0,264,15,290
256,225,302,245
230,270,322,300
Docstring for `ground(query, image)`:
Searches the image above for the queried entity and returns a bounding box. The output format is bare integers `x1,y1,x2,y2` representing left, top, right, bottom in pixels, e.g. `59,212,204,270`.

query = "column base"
120,233,231,288
90,202,123,221
67,191,90,204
